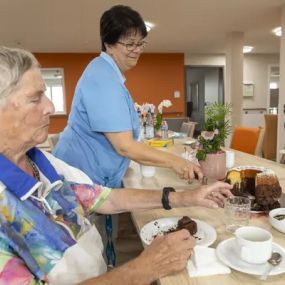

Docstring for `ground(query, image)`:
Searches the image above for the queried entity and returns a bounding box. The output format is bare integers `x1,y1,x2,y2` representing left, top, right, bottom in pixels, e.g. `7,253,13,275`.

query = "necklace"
26,156,41,181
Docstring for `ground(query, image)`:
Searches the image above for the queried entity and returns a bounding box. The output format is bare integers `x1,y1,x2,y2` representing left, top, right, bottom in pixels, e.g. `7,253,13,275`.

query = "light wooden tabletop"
124,139,285,285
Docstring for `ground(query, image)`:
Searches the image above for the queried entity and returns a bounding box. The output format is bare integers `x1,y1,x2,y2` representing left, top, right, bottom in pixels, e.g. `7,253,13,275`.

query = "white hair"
0,46,39,106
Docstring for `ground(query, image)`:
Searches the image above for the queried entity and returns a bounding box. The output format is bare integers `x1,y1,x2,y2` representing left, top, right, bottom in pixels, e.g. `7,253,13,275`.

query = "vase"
199,151,226,180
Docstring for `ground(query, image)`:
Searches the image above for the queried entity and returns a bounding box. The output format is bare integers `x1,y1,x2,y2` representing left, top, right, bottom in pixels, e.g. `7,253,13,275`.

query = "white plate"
140,217,217,246
216,238,285,276
228,165,269,172
169,132,187,139
183,139,196,146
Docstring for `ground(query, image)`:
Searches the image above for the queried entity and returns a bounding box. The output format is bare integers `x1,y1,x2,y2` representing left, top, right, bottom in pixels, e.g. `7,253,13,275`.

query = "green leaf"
196,150,207,161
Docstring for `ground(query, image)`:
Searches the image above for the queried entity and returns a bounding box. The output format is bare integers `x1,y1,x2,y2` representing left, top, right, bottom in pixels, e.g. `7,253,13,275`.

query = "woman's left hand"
171,156,203,181
182,181,234,208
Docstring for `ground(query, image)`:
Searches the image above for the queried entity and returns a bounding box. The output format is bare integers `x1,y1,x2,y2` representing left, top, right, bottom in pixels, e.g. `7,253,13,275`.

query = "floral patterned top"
0,148,111,284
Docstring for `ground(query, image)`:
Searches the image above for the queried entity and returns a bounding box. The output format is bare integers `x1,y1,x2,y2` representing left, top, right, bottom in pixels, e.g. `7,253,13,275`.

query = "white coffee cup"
226,150,235,169
235,226,272,264
140,165,156,178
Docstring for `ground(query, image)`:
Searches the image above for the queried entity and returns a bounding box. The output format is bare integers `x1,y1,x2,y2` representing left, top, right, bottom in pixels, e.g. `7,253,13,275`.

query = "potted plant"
196,102,232,180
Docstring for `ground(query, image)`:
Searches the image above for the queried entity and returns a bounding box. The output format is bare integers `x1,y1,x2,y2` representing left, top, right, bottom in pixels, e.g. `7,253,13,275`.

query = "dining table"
123,138,285,285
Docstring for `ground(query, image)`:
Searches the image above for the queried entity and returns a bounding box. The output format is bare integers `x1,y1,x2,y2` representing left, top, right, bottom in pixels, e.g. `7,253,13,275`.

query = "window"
41,68,66,115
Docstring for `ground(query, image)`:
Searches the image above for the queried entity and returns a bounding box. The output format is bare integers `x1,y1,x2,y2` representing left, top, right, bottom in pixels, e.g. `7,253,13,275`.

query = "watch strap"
161,187,176,210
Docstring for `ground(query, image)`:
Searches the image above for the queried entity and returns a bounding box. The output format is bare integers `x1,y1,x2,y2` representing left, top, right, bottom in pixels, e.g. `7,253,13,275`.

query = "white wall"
243,54,279,109
185,54,225,66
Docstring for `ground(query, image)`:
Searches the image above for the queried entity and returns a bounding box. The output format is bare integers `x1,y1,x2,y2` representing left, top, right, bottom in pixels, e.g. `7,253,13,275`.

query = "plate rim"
216,237,285,276
228,165,269,172
183,140,196,145
140,216,217,247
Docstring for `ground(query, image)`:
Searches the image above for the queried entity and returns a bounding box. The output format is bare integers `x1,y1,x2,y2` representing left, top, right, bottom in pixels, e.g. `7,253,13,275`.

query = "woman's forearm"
96,181,233,214
96,188,184,214
105,131,177,167
80,256,154,285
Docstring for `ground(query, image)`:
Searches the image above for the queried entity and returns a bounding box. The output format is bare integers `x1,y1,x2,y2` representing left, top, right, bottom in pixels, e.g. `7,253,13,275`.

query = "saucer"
216,238,285,276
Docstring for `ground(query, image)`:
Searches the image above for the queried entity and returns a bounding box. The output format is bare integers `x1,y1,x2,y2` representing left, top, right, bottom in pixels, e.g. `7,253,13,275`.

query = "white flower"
134,102,141,112
141,103,156,114
158,99,172,114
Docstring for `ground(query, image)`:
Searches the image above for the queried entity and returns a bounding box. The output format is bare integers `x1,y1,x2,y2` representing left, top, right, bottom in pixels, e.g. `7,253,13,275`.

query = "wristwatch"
161,187,176,210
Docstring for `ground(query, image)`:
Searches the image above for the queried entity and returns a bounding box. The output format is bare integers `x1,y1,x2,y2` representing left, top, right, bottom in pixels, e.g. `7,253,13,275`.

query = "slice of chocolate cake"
177,216,197,235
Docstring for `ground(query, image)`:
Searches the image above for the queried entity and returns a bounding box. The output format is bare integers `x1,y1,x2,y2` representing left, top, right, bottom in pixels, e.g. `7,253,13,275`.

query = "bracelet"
161,187,176,210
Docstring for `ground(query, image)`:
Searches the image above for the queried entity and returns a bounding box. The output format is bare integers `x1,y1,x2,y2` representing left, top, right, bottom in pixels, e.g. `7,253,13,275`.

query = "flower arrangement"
135,100,172,131
154,100,172,131
196,102,232,161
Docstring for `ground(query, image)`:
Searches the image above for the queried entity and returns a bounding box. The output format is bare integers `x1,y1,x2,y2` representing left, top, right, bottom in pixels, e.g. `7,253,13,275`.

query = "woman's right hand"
136,229,195,281
171,156,203,181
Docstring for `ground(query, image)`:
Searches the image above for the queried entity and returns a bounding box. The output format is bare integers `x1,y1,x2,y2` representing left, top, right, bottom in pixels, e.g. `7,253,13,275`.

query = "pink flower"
201,131,216,140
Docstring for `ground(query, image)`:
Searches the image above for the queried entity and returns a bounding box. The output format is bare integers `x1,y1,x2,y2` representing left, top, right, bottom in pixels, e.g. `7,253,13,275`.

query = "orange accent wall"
34,53,185,133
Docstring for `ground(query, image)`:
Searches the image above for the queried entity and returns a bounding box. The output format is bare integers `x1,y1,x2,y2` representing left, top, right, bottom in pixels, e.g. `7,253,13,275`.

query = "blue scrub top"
53,52,140,188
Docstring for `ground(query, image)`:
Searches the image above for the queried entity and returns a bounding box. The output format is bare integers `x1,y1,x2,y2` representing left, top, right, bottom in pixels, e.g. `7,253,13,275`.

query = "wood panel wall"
34,53,185,133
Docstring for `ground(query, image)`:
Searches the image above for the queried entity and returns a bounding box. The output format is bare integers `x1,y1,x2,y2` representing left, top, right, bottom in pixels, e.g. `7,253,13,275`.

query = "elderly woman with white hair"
0,46,232,285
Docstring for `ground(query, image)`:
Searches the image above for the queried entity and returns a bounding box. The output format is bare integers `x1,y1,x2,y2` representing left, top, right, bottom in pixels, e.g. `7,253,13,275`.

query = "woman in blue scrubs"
53,5,203,266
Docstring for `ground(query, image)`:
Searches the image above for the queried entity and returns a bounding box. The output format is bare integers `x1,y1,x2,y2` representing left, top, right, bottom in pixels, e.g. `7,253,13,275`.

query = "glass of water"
224,196,251,233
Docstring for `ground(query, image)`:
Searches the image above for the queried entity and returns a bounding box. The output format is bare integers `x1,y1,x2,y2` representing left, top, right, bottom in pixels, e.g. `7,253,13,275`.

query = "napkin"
187,245,231,277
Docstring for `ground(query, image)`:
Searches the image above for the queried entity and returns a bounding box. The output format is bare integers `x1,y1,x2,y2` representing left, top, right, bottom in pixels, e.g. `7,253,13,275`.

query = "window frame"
41,68,67,116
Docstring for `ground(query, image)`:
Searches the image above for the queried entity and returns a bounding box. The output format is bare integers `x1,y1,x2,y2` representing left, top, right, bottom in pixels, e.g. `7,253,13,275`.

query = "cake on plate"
226,166,282,211
177,216,197,235
163,216,197,236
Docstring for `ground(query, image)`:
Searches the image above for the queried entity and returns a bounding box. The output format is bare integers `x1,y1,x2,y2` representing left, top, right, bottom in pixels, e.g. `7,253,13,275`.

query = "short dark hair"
100,5,147,51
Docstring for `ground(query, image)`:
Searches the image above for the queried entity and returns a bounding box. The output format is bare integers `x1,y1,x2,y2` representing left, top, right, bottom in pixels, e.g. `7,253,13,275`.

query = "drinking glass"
224,196,251,233
140,165,156,177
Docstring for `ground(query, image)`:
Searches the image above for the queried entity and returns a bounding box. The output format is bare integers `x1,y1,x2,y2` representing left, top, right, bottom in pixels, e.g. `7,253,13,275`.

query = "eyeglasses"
117,41,147,51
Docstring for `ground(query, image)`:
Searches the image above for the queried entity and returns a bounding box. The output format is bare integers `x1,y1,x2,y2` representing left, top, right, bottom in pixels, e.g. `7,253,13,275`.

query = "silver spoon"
260,252,282,280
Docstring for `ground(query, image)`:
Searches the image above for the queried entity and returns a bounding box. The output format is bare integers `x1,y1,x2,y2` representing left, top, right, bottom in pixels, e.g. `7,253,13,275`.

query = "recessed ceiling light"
272,26,282,37
145,21,155,32
243,46,254,53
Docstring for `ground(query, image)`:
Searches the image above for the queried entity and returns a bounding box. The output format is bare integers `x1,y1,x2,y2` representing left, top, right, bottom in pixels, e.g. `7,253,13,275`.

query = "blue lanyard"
105,214,116,267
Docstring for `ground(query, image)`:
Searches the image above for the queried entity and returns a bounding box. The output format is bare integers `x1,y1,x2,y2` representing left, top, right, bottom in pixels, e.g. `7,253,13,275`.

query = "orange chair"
230,126,263,155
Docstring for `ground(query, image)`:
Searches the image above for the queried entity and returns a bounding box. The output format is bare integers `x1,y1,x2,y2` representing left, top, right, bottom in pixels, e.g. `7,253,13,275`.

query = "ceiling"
1,0,285,54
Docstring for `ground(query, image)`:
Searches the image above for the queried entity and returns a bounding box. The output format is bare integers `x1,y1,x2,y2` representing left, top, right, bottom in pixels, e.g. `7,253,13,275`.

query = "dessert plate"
169,132,187,139
183,139,196,146
229,165,268,172
140,216,217,246
216,238,285,276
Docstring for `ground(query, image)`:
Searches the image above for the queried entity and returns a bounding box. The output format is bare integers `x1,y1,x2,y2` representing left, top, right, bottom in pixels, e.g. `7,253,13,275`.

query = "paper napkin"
187,245,231,277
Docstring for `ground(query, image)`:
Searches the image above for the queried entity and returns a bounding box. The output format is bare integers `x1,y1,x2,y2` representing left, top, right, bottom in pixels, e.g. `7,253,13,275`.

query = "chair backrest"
48,133,60,150
262,114,277,160
164,117,190,132
180,122,196,137
230,126,263,155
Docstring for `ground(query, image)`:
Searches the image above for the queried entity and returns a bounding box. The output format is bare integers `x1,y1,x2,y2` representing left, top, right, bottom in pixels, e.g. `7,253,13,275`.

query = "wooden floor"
115,213,158,285
115,212,144,266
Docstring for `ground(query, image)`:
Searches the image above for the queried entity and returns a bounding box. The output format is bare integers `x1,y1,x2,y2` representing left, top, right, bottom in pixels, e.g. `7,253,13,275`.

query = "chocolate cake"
177,216,197,235
226,167,282,211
